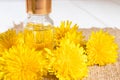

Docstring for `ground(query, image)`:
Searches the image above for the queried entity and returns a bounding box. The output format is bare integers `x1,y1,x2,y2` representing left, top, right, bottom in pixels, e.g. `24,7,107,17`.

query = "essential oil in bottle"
24,0,54,50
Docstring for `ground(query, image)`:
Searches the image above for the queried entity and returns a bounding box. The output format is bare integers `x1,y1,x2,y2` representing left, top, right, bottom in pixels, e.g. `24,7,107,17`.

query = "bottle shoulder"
24,14,53,26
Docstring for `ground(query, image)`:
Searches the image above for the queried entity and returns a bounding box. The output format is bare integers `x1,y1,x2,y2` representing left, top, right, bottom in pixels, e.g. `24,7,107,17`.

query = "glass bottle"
24,0,54,50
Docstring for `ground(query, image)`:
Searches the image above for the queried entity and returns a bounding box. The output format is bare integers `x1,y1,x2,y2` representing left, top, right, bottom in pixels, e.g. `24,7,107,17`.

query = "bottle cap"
26,0,51,14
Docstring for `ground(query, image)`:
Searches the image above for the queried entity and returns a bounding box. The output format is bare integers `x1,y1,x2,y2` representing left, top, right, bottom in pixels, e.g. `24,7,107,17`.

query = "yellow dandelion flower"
40,48,58,79
54,21,79,44
86,30,118,66
61,31,85,47
0,29,22,54
53,39,88,80
0,45,47,80
42,48,55,69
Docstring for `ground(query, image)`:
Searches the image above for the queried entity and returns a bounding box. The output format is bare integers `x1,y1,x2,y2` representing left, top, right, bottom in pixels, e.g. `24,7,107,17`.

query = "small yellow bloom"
0,45,47,80
61,31,85,47
53,39,88,80
0,29,22,54
54,21,79,45
86,30,118,66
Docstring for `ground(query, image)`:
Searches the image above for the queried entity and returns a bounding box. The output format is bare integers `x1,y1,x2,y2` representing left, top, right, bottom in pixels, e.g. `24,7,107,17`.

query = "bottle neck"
26,13,53,25
27,14,49,18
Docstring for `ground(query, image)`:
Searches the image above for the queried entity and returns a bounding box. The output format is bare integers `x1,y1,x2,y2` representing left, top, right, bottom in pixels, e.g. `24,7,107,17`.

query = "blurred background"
0,0,120,32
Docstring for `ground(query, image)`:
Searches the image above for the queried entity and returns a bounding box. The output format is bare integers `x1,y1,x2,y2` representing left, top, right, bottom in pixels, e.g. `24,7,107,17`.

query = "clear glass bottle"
24,0,54,50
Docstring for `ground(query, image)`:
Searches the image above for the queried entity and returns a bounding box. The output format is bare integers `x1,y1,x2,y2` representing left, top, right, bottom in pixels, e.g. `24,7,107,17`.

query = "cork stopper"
26,0,51,14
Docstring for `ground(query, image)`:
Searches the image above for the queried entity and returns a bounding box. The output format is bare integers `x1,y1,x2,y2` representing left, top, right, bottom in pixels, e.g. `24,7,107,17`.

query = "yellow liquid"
24,23,54,50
